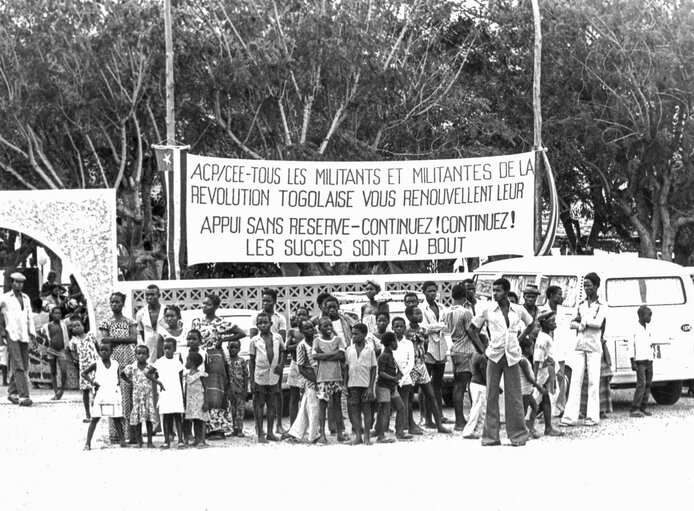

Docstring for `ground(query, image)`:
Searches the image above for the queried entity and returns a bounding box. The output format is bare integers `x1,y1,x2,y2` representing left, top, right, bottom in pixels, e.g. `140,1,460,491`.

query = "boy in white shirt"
630,306,654,418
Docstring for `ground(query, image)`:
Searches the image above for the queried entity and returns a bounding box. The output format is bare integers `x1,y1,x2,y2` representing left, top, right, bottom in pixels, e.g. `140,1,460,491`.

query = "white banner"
185,152,536,263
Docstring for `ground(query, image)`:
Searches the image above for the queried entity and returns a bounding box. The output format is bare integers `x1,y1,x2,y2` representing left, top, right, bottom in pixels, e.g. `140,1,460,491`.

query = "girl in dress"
153,338,186,448
185,351,209,447
67,314,99,423
122,345,164,448
82,340,126,450
98,292,138,443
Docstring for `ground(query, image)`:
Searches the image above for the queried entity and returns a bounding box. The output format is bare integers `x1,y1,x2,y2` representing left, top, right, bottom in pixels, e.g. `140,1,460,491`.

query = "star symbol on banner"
163,152,172,169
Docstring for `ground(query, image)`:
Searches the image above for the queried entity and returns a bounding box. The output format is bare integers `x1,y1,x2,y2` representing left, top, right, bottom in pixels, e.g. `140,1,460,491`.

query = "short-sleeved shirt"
0,291,36,343
421,301,448,362
248,333,285,385
533,331,555,366
574,298,606,353
251,311,287,336
393,337,414,386
518,357,535,395
446,304,474,355
345,343,377,388
313,336,346,383
377,349,399,390
296,339,317,389
472,301,533,366
633,324,653,361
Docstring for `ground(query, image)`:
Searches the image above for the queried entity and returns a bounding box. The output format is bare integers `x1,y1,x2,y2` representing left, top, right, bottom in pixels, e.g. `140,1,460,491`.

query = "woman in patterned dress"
98,292,138,443
190,293,246,436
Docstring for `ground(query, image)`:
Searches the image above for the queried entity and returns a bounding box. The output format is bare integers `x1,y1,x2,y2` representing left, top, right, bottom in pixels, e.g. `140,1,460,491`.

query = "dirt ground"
1,386,692,511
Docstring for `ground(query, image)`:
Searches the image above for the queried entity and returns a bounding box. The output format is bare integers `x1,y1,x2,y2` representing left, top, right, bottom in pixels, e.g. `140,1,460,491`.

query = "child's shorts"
254,384,280,399
347,387,370,405
376,385,398,403
46,347,67,361
316,381,342,401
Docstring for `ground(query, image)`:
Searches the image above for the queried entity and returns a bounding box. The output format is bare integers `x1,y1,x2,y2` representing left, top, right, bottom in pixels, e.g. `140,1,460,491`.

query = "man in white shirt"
420,281,450,425
469,278,534,446
630,306,654,417
0,272,36,406
561,272,606,427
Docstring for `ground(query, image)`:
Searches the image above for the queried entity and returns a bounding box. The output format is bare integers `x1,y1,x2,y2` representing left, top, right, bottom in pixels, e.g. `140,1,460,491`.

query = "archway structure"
0,189,117,327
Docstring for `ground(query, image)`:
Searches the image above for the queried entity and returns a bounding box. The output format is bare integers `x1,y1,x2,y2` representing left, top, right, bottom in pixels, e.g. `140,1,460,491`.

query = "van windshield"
606,277,686,307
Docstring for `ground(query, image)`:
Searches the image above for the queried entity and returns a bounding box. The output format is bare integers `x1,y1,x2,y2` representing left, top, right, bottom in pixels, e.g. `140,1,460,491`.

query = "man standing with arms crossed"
469,278,534,446
0,272,36,406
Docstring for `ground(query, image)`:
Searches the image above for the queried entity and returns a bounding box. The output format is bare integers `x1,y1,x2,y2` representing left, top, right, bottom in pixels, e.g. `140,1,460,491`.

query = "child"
533,312,564,437
313,316,347,444
365,311,388,355
285,307,309,427
185,351,209,447
82,340,126,450
404,306,451,434
344,323,377,445
227,339,249,437
249,312,286,443
67,314,99,422
630,306,654,418
392,316,422,436
519,338,548,439
40,306,70,400
182,329,207,443
375,332,408,443
462,352,487,439
153,338,186,448
121,345,163,448
285,319,320,443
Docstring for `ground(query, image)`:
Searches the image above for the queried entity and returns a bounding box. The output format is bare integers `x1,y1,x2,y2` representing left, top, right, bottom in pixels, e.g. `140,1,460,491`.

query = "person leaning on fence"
630,306,654,418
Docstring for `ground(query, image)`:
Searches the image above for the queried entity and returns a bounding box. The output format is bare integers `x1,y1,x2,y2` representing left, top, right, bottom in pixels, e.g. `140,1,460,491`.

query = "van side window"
541,276,579,307
501,274,537,299
606,277,686,307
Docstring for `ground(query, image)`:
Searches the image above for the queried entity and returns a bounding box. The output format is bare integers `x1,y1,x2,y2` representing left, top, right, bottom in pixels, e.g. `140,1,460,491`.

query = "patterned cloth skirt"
109,343,136,442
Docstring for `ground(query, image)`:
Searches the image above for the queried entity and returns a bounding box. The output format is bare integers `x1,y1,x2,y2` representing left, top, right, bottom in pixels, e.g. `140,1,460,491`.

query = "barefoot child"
313,316,347,444
121,345,163,447
67,315,99,422
392,316,422,436
249,312,286,443
404,306,451,435
185,351,209,446
227,339,249,437
83,340,126,450
344,323,377,445
285,307,309,427
519,339,548,439
462,352,487,439
533,312,564,437
375,332,409,443
40,306,70,400
153,338,186,448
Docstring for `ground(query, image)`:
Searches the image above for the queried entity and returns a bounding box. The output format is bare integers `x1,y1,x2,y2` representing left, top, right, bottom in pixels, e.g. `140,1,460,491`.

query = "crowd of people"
0,271,661,450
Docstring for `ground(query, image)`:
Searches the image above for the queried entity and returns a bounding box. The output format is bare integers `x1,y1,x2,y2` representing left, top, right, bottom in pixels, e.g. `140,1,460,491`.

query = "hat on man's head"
522,284,539,295
9,272,26,282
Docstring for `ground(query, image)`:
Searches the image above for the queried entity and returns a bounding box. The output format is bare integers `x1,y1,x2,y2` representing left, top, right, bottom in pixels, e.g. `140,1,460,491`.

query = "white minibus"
473,255,694,404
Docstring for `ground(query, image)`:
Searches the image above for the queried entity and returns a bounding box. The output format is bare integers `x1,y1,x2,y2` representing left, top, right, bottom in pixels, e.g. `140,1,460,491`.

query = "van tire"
650,381,683,405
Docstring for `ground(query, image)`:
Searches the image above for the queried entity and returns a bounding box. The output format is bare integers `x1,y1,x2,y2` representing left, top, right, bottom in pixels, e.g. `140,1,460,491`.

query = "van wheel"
650,381,683,405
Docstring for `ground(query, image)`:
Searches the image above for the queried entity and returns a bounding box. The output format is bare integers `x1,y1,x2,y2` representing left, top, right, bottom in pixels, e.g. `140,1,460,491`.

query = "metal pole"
531,0,543,253
164,0,175,145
